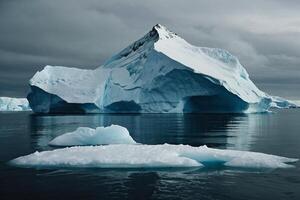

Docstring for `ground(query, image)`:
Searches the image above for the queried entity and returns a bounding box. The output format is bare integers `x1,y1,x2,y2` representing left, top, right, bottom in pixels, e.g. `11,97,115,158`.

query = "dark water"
0,110,300,200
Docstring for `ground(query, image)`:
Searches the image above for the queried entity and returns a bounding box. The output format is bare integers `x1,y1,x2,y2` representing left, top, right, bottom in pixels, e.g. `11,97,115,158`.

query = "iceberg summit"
27,24,296,113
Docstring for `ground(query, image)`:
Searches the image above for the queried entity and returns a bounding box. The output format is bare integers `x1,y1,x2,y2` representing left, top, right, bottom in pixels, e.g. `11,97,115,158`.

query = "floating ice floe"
49,125,136,146
10,144,298,169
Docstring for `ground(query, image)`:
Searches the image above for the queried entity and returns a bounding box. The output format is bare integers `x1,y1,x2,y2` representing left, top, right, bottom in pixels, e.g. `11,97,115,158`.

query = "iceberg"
270,96,298,108
10,144,298,169
27,24,294,113
293,100,300,107
49,124,136,146
0,97,31,111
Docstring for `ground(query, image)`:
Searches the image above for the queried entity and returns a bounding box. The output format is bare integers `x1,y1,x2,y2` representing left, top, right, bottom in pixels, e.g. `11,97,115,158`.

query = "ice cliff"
0,97,31,111
27,24,295,113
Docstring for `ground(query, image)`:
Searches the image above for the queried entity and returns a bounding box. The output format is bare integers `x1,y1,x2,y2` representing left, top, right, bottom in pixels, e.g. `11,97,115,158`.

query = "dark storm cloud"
0,0,299,99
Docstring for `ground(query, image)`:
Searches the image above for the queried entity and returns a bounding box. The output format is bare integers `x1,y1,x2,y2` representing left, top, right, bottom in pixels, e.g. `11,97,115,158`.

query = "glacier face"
0,97,31,111
27,24,294,113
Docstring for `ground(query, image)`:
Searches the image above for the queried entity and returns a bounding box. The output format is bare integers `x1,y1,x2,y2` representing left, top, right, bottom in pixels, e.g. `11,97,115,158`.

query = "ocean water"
0,109,300,200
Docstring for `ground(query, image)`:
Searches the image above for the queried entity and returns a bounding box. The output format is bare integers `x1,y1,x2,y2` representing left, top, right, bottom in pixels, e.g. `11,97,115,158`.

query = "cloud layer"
0,0,299,99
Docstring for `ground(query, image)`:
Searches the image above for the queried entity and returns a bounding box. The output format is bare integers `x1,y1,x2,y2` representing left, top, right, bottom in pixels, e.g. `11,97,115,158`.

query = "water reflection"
29,113,265,151
32,167,267,200
1,111,300,200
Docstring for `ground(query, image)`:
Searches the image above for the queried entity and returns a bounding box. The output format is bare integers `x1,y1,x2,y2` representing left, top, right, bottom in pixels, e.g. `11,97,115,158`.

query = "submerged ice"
49,125,136,146
27,24,296,113
0,97,31,111
10,144,298,169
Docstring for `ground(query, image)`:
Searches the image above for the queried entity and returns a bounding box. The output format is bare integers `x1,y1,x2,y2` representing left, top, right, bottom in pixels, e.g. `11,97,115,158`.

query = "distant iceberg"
49,125,136,146
292,100,300,107
270,96,298,108
0,97,31,111
27,24,295,113
10,144,297,169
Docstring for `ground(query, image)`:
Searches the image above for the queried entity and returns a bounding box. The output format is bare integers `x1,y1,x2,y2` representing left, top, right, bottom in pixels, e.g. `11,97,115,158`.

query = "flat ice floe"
49,125,136,146
10,144,298,169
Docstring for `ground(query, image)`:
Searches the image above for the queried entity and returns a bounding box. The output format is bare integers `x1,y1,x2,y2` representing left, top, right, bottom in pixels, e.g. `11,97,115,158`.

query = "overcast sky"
0,0,299,99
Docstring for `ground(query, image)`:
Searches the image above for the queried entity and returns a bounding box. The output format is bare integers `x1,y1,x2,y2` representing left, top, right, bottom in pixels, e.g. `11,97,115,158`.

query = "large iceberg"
10,144,297,169
0,97,31,111
49,124,136,146
27,24,295,113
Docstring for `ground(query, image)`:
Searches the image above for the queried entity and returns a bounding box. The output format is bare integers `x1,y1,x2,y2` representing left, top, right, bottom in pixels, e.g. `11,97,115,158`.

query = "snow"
10,144,298,169
29,66,110,105
0,97,31,111
153,25,264,104
27,24,294,113
49,125,136,146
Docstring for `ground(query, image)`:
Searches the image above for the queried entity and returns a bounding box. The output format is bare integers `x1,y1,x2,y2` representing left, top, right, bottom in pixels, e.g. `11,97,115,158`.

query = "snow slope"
0,97,31,111
49,125,136,146
27,24,294,113
10,144,298,169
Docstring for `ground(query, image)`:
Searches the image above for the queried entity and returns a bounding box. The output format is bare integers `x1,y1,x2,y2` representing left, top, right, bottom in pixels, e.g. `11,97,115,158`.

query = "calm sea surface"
0,109,300,200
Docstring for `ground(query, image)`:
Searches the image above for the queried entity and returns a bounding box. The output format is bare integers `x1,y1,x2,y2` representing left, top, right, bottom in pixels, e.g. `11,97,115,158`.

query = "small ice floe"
10,144,298,169
49,125,136,146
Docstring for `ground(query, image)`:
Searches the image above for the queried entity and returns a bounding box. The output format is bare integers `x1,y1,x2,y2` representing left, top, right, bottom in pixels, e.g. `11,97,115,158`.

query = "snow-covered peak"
27,24,295,113
153,24,178,40
103,24,264,103
103,24,179,66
